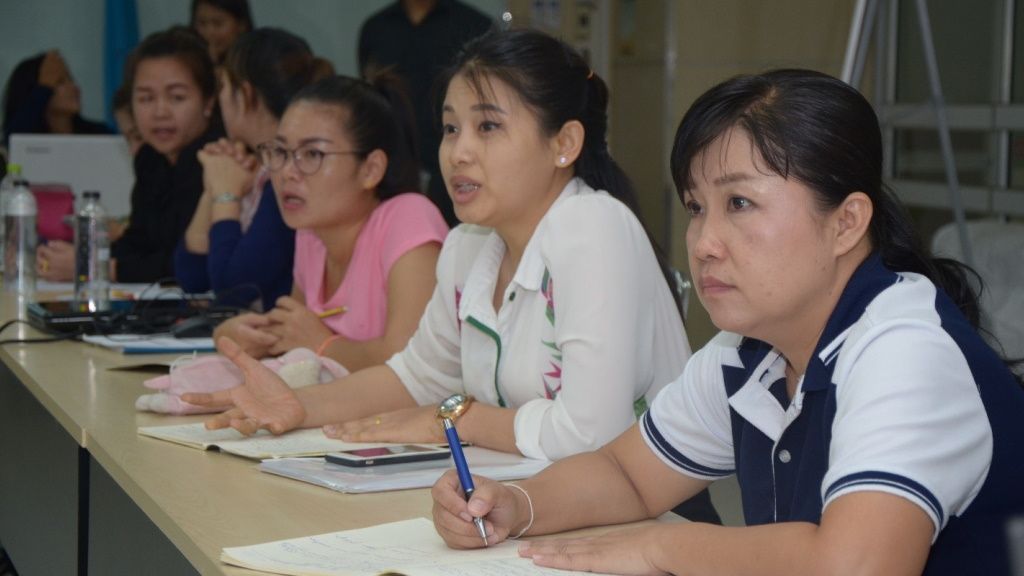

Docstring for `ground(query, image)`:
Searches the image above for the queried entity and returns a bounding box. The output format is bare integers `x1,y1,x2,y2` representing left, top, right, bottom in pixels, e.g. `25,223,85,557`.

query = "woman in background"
209,72,448,371
175,28,328,310
2,50,109,145
191,0,252,64
36,28,220,283
111,26,222,283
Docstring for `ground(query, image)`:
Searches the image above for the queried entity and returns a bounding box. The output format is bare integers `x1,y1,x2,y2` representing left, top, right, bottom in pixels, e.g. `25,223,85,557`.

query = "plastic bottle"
0,163,25,275
3,176,37,294
74,191,110,312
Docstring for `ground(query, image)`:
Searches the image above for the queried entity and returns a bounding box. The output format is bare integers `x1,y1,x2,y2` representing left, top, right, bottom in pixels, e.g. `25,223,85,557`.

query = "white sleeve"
385,231,467,405
641,336,737,480
512,196,689,460
822,321,992,538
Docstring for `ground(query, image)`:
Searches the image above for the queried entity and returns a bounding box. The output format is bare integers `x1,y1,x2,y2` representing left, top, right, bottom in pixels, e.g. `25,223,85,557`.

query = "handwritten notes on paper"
220,517,602,576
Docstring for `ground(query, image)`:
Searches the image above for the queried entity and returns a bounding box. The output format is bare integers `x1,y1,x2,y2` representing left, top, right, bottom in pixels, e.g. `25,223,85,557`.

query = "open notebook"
221,517,597,576
137,423,398,460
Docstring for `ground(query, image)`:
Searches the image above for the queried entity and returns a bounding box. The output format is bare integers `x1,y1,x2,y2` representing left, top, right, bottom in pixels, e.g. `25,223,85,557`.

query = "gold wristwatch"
436,393,475,422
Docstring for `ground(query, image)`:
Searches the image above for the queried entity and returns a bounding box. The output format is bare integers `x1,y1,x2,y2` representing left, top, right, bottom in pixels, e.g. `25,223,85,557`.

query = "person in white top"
186,29,691,463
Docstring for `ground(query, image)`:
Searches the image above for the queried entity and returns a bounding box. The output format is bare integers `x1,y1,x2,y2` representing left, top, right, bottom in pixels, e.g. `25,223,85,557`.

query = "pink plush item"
135,348,349,415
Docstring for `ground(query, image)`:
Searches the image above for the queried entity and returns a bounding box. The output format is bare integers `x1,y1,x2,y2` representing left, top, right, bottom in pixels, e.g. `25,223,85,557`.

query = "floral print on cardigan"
541,269,563,399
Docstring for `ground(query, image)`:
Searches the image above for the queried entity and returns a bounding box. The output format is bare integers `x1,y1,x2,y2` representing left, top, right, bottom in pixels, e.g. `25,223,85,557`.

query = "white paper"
221,518,600,576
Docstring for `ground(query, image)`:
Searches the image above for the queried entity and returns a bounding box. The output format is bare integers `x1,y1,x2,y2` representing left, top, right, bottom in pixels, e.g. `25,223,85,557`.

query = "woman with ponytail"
208,68,449,372
430,69,1024,576
187,30,694,471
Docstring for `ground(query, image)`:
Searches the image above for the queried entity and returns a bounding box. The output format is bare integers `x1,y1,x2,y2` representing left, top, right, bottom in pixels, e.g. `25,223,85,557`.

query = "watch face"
437,393,468,420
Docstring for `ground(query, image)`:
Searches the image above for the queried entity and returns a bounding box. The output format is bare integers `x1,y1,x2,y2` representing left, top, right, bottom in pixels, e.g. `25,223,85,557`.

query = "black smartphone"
325,444,452,467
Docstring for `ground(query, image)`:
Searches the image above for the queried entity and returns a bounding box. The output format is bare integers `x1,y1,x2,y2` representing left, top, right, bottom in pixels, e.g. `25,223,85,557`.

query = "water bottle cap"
5,163,22,175
84,190,101,199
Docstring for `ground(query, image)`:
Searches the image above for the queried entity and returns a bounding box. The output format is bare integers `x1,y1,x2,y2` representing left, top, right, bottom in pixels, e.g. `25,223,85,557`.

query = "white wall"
1,0,505,124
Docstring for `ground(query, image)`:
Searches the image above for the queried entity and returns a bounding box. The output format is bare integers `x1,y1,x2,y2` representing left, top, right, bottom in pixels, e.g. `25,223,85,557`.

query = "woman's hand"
197,138,257,202
518,526,670,576
185,337,307,435
36,240,75,281
264,296,333,355
432,471,525,549
324,405,447,444
212,313,279,358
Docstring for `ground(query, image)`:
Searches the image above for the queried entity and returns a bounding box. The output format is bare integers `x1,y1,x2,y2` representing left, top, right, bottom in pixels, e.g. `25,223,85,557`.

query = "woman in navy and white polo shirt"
431,69,1024,576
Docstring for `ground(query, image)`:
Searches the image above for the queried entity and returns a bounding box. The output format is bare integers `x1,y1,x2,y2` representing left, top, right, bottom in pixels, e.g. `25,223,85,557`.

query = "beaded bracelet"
212,192,240,204
505,483,534,539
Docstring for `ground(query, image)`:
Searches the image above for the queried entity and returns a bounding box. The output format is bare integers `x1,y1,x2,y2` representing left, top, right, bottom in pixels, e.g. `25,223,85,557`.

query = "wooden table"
0,298,434,575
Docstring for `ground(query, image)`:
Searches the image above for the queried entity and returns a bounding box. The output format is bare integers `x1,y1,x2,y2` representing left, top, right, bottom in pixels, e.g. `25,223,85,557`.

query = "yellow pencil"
318,306,348,319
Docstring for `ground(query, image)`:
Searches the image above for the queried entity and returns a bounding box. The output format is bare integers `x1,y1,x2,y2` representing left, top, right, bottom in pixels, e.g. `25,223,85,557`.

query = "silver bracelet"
505,482,534,539
212,192,240,204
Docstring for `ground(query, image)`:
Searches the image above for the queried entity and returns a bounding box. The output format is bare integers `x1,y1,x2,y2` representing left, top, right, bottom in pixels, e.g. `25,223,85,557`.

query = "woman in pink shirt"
213,73,448,371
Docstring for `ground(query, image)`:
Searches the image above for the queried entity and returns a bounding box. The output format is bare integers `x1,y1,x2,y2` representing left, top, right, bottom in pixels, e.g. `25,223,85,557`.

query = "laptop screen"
8,134,135,218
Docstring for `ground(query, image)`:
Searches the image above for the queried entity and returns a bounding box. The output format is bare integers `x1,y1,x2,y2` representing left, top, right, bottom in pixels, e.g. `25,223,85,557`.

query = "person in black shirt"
112,27,223,283
358,0,491,226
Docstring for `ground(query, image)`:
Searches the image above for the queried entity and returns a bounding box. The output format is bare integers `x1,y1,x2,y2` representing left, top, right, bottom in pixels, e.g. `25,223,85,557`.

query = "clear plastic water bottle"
3,176,37,295
74,191,110,312
0,163,25,275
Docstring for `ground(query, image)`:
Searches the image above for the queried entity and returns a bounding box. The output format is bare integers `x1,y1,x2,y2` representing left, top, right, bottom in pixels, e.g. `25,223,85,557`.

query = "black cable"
0,318,83,345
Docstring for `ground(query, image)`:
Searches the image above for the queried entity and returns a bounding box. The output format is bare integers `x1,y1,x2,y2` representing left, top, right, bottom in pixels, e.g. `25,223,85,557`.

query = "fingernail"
323,425,335,435
459,512,472,522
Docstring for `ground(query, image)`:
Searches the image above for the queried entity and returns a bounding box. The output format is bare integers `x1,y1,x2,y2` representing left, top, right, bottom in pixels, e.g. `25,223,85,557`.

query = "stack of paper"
259,447,550,493
221,517,597,575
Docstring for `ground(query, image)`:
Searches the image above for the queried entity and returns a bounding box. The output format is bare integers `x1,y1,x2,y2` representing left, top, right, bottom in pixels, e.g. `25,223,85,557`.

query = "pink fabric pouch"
135,348,349,415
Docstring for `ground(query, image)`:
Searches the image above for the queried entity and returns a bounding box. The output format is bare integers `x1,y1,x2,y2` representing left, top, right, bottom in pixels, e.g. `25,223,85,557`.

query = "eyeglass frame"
256,142,366,176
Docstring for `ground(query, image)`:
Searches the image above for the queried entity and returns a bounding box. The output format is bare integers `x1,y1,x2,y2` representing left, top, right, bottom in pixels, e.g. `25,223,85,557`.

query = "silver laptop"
8,134,134,218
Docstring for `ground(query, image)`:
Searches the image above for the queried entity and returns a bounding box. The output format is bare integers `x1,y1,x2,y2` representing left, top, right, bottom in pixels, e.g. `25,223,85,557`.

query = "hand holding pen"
430,466,534,550
441,417,489,546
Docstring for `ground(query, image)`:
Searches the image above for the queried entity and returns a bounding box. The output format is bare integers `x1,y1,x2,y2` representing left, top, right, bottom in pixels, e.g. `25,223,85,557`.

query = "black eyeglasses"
256,143,364,175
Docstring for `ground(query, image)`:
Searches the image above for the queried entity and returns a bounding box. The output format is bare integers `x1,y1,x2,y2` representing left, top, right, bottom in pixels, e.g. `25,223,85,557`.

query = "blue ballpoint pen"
442,417,488,546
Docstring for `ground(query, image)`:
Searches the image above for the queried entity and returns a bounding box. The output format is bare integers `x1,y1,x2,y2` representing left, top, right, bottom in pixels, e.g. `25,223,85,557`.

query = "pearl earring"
558,156,568,166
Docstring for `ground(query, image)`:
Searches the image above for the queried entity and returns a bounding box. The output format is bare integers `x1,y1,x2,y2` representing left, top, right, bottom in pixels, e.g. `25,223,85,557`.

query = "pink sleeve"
376,194,450,277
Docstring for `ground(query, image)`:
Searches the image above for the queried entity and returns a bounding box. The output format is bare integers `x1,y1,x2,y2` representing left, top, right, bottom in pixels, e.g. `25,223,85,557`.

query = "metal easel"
841,0,975,266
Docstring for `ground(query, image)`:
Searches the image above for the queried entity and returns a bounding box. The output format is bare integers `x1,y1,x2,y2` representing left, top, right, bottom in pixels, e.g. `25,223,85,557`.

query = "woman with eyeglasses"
175,28,327,311
210,70,448,372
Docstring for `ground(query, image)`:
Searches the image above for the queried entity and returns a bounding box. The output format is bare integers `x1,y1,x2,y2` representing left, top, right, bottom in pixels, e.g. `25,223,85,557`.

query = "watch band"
212,192,240,204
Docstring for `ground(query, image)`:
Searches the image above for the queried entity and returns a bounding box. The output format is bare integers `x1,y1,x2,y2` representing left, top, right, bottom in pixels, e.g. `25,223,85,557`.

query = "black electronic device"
325,444,452,468
27,298,239,336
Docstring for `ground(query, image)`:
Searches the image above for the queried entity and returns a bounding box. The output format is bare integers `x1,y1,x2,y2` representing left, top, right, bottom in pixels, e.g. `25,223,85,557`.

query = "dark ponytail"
441,28,682,317
290,72,420,199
